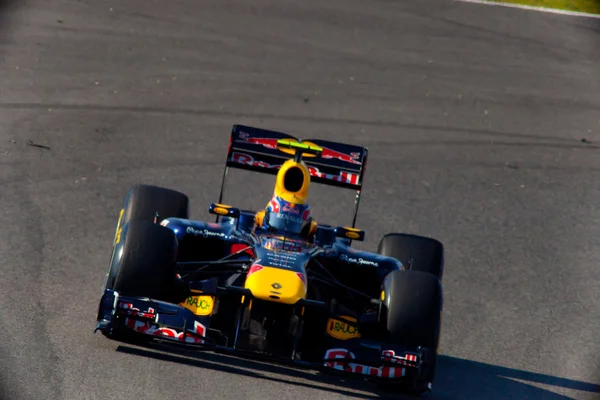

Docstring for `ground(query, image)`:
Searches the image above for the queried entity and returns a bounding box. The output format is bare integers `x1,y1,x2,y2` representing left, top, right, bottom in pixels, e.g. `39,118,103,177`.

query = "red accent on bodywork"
324,348,407,378
118,303,157,319
124,318,206,344
270,198,281,212
231,243,255,257
245,137,280,149
320,147,361,165
296,272,307,285
227,135,233,156
247,264,264,277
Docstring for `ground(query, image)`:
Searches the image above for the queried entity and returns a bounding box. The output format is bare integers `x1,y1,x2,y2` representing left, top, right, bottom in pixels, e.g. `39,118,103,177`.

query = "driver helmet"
262,157,314,236
264,194,312,235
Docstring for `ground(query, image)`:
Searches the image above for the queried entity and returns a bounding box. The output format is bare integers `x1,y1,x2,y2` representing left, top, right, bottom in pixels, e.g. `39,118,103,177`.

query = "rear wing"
217,125,368,228
224,125,368,190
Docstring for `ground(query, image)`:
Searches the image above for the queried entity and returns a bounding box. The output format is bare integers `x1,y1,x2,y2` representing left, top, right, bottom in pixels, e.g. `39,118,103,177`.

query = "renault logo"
271,283,282,289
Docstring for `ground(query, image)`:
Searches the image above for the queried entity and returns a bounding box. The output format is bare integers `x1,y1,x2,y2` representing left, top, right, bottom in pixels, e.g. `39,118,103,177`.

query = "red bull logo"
244,137,280,149
269,196,310,220
282,203,301,215
320,148,361,165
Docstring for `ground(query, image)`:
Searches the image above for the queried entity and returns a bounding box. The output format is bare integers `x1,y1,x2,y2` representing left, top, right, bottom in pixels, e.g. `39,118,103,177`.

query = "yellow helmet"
273,158,311,204
255,138,324,236
259,159,312,235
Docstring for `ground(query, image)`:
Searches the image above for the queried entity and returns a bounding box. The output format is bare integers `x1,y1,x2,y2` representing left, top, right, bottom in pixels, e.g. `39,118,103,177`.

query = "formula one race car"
95,125,444,395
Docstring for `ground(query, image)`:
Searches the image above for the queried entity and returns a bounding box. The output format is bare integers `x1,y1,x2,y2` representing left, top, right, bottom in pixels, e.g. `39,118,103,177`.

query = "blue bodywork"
95,125,436,393
95,209,428,388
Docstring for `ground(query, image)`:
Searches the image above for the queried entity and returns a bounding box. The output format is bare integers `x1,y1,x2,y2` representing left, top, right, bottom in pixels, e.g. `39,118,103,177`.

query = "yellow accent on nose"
244,266,306,305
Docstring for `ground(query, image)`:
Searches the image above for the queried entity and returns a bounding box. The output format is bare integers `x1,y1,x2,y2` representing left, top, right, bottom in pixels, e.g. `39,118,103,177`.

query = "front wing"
96,289,426,386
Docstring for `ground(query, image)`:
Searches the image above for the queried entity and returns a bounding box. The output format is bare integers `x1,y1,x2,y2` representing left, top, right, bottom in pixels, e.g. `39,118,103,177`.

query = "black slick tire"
379,270,443,395
112,220,181,300
104,184,189,291
121,184,189,224
378,233,444,280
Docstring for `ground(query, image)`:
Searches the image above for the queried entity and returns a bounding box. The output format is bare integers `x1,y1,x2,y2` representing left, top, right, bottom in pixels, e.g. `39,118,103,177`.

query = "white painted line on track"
454,0,600,19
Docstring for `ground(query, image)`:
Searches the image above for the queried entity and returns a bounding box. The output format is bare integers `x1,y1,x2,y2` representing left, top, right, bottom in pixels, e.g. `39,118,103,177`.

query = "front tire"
112,220,181,300
380,270,442,395
104,184,190,291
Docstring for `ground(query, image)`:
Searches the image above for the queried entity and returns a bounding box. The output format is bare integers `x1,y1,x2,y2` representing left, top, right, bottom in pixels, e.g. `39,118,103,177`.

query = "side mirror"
209,203,241,219
315,224,336,246
334,226,365,241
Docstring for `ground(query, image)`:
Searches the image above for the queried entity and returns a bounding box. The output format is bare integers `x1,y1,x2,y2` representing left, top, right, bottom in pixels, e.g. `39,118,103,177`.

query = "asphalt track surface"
1,0,600,399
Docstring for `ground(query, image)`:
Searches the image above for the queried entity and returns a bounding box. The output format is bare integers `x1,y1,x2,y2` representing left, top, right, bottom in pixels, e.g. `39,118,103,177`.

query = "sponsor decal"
119,302,156,319
115,208,125,244
160,219,169,227
283,203,301,215
323,349,406,378
232,151,275,169
381,350,419,366
269,197,311,220
239,135,280,150
186,226,226,238
124,318,206,344
326,318,361,340
230,152,360,185
263,238,304,252
275,212,302,224
340,254,378,267
182,295,214,316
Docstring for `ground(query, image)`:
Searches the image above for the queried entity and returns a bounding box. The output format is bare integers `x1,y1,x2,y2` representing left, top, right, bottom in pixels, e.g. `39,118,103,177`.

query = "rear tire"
378,233,444,280
379,270,442,395
104,184,189,291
